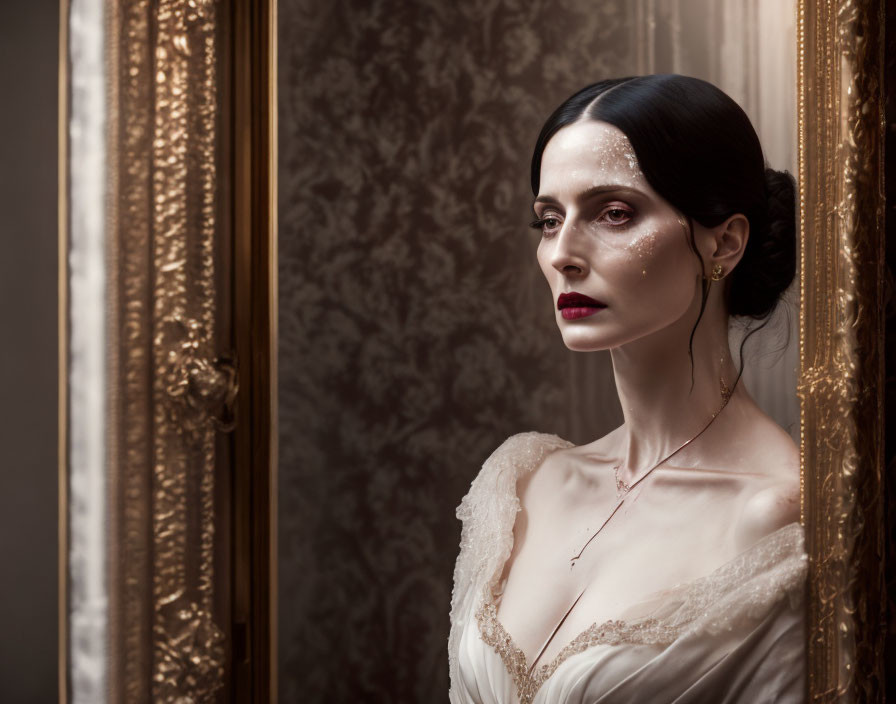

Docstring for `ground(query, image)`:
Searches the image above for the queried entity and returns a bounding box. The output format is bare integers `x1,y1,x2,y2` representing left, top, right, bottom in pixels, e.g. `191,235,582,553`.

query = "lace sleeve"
447,431,573,700
681,521,807,637
586,521,809,647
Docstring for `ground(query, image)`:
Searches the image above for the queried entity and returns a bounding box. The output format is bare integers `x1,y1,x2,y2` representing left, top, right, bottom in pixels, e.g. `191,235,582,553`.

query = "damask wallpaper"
277,1,632,700
276,1,798,700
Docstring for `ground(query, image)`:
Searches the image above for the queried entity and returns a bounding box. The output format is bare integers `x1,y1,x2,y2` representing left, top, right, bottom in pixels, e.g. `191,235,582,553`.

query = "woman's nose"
550,222,589,276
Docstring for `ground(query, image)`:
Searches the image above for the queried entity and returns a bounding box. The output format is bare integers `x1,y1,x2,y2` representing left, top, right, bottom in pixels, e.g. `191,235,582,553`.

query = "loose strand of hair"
688,278,711,394
683,213,707,395
732,315,773,391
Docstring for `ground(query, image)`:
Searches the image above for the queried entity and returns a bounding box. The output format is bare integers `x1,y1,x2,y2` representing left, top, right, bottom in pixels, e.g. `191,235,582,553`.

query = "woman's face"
534,119,702,352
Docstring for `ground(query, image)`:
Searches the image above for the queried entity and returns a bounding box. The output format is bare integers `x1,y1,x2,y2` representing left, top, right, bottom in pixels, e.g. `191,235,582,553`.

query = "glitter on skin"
626,231,658,276
626,230,658,259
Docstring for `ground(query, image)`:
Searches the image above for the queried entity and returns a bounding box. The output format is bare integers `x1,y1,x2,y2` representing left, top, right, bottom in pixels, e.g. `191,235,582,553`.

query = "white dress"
448,432,808,704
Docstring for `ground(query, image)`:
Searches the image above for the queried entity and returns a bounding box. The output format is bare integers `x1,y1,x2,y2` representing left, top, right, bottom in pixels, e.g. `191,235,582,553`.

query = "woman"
448,74,808,703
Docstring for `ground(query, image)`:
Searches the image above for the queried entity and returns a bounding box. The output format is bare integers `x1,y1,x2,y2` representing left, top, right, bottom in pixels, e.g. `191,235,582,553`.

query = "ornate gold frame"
58,0,886,701
798,0,886,700
59,0,276,701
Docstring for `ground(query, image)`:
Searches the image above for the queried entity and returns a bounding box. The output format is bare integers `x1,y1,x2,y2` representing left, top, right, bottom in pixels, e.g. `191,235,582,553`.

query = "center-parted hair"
531,74,796,320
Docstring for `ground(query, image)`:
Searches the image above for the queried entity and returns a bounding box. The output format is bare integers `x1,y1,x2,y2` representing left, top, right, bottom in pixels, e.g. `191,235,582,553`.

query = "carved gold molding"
105,1,231,700
60,0,276,700
799,0,886,701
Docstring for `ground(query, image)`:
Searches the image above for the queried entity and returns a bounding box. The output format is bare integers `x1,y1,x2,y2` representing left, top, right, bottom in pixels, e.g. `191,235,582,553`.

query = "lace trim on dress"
474,521,808,704
448,432,574,703
447,432,809,704
475,592,666,704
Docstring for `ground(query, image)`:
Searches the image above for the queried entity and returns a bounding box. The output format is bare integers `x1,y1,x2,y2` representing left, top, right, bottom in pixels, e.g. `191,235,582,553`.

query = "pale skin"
493,119,800,672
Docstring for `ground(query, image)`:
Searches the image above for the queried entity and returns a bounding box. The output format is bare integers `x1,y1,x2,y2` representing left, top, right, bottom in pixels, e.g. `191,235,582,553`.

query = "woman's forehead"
539,120,648,198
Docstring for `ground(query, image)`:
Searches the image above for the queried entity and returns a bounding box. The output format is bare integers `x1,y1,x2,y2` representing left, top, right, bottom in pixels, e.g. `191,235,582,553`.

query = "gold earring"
710,264,724,281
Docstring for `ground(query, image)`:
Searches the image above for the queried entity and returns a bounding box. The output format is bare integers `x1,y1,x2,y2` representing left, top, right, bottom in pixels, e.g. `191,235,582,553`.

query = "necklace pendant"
613,463,630,498
720,375,732,405
614,475,630,498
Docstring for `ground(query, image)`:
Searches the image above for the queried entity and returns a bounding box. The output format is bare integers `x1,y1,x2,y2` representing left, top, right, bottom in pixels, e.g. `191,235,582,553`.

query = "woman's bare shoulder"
514,435,577,492
468,431,576,502
471,431,572,479
732,417,801,551
517,426,624,510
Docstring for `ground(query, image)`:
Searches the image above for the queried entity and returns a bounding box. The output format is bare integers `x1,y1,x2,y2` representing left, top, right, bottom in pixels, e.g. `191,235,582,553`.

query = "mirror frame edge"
799,0,887,700
233,0,278,700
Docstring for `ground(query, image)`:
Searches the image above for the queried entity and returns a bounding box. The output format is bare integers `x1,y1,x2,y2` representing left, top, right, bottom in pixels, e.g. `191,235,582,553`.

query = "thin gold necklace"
526,377,737,676
568,376,735,571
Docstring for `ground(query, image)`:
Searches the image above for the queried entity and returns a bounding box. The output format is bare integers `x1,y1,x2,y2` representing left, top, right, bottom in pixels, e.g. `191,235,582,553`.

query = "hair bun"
728,167,797,318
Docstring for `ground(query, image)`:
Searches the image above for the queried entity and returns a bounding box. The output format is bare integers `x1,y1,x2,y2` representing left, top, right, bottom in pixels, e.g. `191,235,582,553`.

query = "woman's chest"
494,478,745,667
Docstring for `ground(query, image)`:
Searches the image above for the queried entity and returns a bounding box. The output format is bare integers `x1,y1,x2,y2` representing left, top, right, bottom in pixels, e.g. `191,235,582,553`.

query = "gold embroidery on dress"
473,522,808,703
474,586,671,704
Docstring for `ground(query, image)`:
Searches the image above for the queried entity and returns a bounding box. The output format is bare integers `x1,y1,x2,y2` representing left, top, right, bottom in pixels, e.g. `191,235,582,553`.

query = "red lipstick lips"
557,292,607,320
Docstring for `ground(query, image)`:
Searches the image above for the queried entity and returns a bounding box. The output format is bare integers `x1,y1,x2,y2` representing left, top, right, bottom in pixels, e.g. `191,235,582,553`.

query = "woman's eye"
601,207,633,225
529,216,562,235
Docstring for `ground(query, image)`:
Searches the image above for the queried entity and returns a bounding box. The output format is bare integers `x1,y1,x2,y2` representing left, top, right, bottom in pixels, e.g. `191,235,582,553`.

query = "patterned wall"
277,1,799,700
277,1,631,700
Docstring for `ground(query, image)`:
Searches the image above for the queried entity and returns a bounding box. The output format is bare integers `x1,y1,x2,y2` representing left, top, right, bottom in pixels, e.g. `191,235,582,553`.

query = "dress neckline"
475,586,664,704
473,520,806,704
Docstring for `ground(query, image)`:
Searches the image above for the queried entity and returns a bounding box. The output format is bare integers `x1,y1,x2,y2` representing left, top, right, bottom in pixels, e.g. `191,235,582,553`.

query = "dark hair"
531,74,797,320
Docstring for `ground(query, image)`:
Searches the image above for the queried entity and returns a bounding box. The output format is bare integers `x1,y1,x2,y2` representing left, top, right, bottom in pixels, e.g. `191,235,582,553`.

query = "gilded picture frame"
58,0,888,700
797,0,887,699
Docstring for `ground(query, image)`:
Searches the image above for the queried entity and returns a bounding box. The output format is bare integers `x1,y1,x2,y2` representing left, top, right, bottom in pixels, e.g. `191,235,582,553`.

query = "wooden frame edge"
269,1,279,698
232,0,277,699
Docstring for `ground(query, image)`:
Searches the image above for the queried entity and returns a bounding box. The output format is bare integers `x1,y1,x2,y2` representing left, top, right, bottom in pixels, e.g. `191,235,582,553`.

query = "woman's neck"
608,298,738,474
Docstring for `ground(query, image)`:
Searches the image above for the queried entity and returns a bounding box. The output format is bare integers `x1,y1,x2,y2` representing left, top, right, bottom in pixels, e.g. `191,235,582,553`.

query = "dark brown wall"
277,2,629,700
0,1,59,702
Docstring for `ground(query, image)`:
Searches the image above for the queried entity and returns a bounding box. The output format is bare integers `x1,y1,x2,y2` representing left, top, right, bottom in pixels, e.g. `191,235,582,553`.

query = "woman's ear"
710,213,749,277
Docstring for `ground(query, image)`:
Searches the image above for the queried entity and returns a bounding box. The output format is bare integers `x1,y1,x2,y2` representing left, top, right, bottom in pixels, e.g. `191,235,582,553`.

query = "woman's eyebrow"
534,184,645,206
